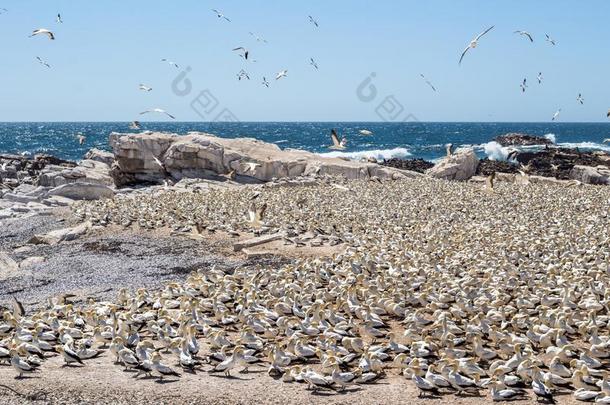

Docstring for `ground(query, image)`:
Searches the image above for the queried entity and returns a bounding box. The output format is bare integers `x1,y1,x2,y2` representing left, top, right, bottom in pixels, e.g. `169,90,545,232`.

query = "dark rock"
494,133,554,147
381,158,434,173
476,159,519,176
513,147,610,180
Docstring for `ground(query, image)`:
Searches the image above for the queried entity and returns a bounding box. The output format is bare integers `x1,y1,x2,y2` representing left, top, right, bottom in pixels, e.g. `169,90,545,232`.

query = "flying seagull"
310,58,319,70
514,30,534,42
36,56,51,68
30,29,55,40
161,59,179,68
249,32,267,43
577,93,584,105
57,13,63,24
545,34,557,46
308,15,319,27
237,69,250,81
232,47,249,60
276,70,288,80
603,138,610,143
420,74,437,92
140,108,176,120
139,84,153,92
520,78,528,93
211,9,230,22
459,26,494,65
359,130,373,136
0,8,8,14
607,110,610,118
552,109,561,121
129,121,141,130
77,134,86,145
537,72,543,84
329,129,347,150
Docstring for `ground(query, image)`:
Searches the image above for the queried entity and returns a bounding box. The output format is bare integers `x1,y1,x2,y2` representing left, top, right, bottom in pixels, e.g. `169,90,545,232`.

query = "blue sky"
1,0,609,122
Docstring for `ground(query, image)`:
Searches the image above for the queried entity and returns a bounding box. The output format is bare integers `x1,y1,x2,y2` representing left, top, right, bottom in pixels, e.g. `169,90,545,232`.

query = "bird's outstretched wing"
331,129,341,147
459,46,470,65
475,25,495,41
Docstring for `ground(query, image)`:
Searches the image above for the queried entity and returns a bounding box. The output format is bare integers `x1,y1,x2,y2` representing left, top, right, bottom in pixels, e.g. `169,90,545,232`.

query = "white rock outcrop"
569,165,610,185
426,148,479,181
109,132,419,186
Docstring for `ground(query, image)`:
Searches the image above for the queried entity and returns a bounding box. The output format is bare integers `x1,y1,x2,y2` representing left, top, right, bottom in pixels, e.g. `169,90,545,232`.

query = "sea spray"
319,147,411,160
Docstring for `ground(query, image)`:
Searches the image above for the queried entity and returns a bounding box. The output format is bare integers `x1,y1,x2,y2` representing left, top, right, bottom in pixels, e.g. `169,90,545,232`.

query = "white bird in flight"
545,34,557,46
276,70,288,80
161,59,179,68
359,130,373,136
420,74,437,92
212,9,231,22
262,77,270,88
537,72,543,84
77,134,86,145
30,29,55,40
514,30,534,42
57,13,63,24
0,8,8,14
36,56,51,68
129,121,141,130
520,78,528,93
139,84,153,92
310,58,319,70
140,108,176,120
329,129,347,150
552,109,561,121
577,93,584,105
459,26,494,65
237,70,250,81
308,15,319,27
232,47,249,60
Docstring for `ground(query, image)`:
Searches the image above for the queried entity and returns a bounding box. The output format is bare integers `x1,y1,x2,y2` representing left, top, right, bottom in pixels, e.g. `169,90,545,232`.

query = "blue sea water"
0,122,609,162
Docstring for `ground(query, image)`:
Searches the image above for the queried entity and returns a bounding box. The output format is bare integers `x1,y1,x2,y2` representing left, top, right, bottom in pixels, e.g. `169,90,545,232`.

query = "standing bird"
420,74,437,92
275,70,288,80
211,9,231,22
537,72,543,84
30,29,55,40
486,172,496,192
577,94,584,105
262,77,270,88
140,108,176,120
233,47,249,60
139,84,153,92
36,56,51,68
161,59,179,69
56,13,63,24
308,15,319,27
12,296,25,319
520,78,528,93
552,109,561,121
514,30,534,42
329,129,347,150
310,58,319,70
459,26,495,65
545,34,557,46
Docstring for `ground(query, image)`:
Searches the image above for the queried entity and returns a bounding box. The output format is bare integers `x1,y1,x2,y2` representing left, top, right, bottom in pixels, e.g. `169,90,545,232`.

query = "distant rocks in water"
476,159,519,176
494,133,554,147
381,158,434,173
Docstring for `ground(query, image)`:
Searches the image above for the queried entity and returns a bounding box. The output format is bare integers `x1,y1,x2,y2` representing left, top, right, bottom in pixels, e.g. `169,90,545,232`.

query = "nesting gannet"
552,109,561,121
520,78,528,93
545,34,557,46
233,47,249,60
420,74,437,92
151,352,180,379
36,56,51,68
577,93,584,105
139,84,152,92
9,349,35,378
30,29,55,40
459,25,494,65
514,30,534,42
56,344,84,366
161,59,179,68
308,15,319,27
140,108,176,120
211,9,231,22
310,58,319,70
276,70,288,80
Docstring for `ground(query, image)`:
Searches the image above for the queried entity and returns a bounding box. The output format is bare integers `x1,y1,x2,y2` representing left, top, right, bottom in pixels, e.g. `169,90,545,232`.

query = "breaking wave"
319,147,412,160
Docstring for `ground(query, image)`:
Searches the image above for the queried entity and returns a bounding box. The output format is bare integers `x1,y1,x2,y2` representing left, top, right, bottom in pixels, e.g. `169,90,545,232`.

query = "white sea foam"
481,141,510,161
544,133,557,143
557,142,610,152
274,140,288,144
319,147,412,160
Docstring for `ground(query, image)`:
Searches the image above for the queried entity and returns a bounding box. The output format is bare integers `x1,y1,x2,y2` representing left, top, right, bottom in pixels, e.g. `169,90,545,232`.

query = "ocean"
0,122,609,162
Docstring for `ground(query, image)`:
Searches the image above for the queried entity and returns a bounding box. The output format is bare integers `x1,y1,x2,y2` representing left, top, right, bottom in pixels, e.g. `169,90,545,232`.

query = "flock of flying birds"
458,26,610,121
